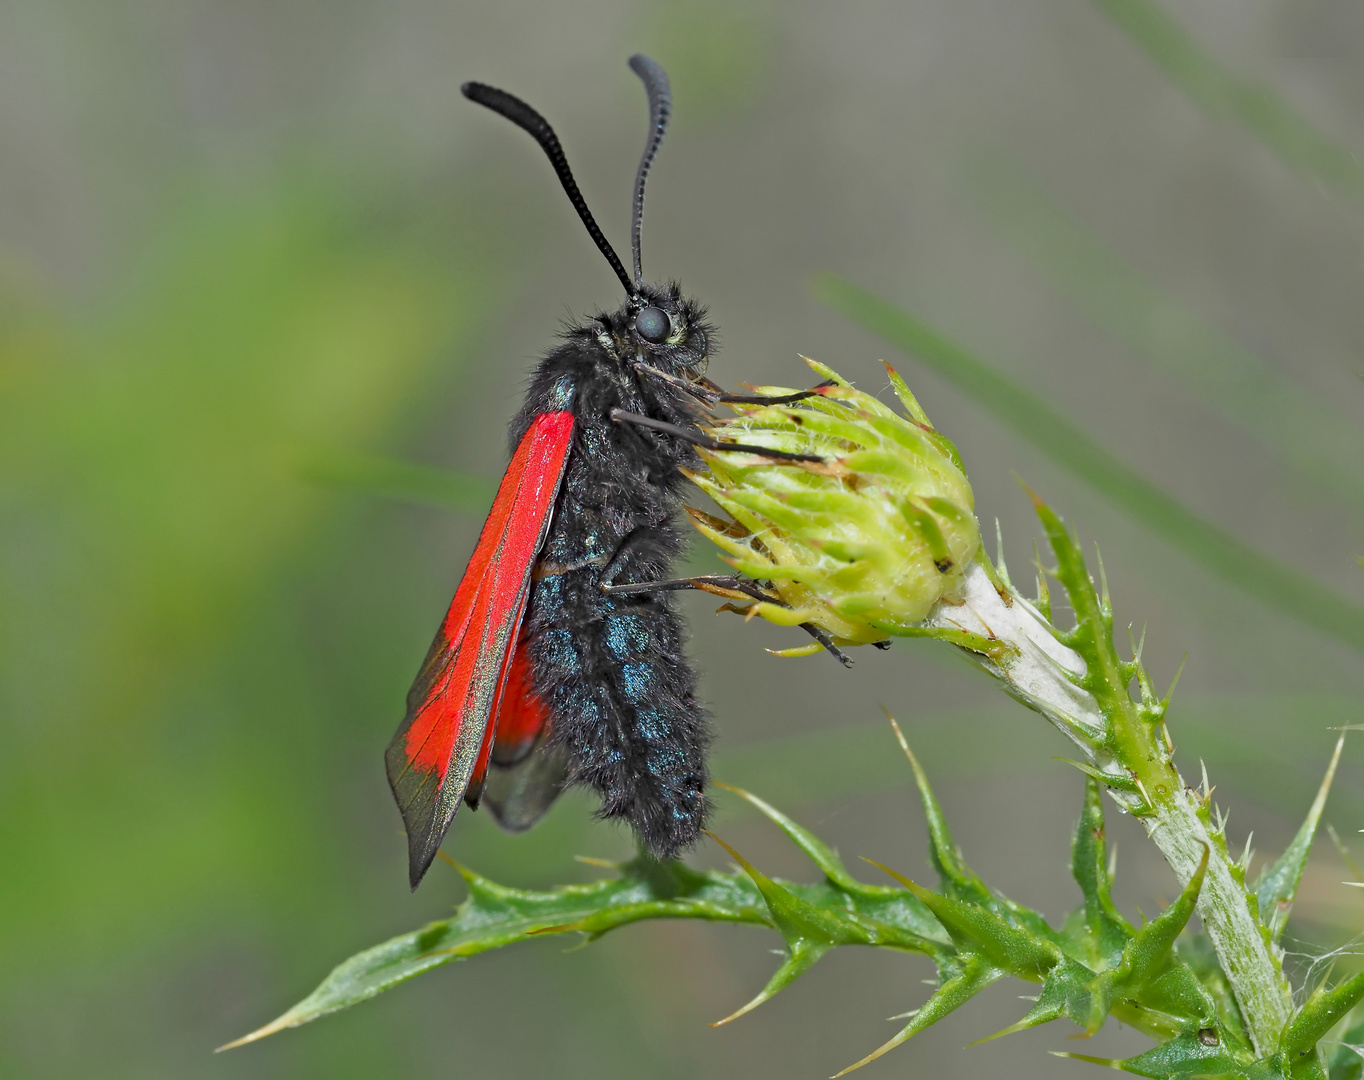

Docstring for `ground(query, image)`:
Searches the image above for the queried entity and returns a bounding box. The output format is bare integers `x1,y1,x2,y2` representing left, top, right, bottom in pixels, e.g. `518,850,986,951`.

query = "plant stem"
925,561,1293,1054
1140,784,1292,1053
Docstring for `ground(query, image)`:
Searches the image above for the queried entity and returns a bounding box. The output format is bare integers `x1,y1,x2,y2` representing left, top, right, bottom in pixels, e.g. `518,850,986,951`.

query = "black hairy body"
507,283,716,859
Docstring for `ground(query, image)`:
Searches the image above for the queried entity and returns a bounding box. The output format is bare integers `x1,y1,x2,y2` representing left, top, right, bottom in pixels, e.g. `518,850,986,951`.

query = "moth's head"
614,283,713,377
465,58,710,375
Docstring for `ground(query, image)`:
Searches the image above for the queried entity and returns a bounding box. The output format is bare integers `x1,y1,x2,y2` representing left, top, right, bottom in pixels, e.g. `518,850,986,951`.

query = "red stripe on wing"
385,410,573,888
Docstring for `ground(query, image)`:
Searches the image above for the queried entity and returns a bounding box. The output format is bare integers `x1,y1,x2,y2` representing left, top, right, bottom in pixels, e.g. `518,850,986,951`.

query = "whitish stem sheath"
925,561,1293,1055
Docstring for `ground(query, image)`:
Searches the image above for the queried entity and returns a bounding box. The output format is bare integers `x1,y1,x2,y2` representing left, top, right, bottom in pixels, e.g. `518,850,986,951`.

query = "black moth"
386,55,826,889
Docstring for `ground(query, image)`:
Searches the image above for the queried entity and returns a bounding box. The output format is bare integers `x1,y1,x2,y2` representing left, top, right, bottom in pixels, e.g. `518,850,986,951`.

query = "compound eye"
634,306,671,344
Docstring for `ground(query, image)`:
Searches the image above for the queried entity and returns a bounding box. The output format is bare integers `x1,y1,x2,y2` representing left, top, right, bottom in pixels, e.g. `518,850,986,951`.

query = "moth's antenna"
627,55,671,290
462,81,635,297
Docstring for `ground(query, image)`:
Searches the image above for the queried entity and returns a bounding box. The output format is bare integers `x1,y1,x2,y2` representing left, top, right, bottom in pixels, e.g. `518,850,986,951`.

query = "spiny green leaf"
814,274,1364,654
1112,843,1207,986
974,958,1100,1042
884,711,994,907
1255,736,1346,942
1088,845,1216,1031
887,711,1065,945
559,857,766,940
1058,756,1141,794
1054,1031,1265,1078
707,832,899,1026
709,935,832,1029
713,781,953,947
1032,495,1178,808
832,956,1000,1077
1279,971,1364,1065
1326,1010,1364,1080
708,833,867,951
221,856,771,1048
866,859,1062,980
1034,499,1121,685
1066,777,1133,968
713,781,877,896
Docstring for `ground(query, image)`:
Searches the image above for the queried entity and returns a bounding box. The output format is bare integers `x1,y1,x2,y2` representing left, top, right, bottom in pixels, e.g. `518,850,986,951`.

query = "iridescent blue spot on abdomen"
539,627,577,663
618,661,655,704
634,705,666,743
533,574,565,609
604,613,650,659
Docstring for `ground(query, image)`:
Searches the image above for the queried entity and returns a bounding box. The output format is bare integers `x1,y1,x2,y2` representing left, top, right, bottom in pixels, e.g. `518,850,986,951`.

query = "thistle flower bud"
687,359,981,648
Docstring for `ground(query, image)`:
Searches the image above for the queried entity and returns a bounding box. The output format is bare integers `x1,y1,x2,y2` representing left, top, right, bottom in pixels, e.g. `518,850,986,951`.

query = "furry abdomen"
513,334,710,858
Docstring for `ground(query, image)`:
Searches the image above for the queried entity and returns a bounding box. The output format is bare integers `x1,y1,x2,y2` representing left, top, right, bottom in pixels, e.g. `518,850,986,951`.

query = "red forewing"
385,410,574,889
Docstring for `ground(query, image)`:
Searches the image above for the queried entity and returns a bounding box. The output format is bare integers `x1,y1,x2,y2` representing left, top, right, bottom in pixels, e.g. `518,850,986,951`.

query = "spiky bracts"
687,359,980,649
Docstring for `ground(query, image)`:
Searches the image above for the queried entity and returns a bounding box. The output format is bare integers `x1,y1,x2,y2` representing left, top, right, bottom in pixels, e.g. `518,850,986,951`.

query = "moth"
385,56,821,889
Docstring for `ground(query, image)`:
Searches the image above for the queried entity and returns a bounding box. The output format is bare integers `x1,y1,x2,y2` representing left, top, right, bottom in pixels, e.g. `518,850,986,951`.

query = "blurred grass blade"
304,449,497,513
815,274,1364,654
966,160,1364,521
1090,0,1364,209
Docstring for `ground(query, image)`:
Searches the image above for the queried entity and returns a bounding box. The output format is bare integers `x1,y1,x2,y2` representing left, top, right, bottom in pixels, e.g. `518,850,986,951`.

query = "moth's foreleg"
596,523,681,588
715,380,837,405
632,361,835,408
601,573,765,599
632,360,721,407
601,573,858,668
609,409,823,463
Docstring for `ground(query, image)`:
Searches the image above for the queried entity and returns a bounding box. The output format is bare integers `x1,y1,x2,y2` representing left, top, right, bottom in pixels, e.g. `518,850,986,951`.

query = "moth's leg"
601,573,761,598
632,360,721,407
601,571,856,668
716,380,837,405
531,553,608,580
797,621,854,668
632,361,835,407
595,526,670,589
691,372,840,405
609,409,823,463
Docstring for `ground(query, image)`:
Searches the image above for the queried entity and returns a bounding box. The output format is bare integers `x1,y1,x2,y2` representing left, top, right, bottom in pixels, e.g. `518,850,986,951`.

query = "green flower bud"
687,359,981,650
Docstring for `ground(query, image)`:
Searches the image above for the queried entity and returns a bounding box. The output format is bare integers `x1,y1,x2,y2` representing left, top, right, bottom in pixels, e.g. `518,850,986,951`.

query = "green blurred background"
2,1,1362,1077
